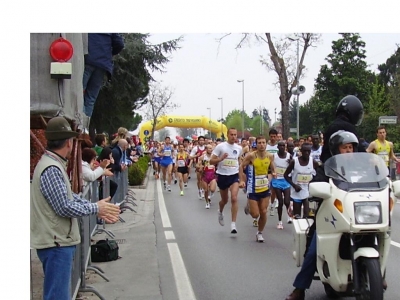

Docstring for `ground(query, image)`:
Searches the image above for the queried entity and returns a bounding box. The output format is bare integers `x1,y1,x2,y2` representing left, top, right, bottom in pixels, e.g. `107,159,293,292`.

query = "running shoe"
287,217,293,224
244,202,250,215
167,185,171,192
153,171,155,175
287,204,294,218
256,232,264,243
198,190,202,200
205,202,210,209
188,175,191,180
200,189,205,199
164,181,167,189
209,191,214,199
174,179,177,184
269,204,275,216
180,191,184,196
184,183,188,188
275,200,279,209
277,222,283,230
231,223,237,234
253,219,258,227
218,210,224,226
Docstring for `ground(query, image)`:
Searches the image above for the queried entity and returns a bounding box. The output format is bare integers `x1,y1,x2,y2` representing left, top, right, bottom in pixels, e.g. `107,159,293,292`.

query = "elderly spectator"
30,117,120,300
112,139,129,172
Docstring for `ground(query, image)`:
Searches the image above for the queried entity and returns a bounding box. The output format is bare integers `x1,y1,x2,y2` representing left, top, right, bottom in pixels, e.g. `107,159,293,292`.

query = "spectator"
98,147,118,200
83,33,125,117
136,141,144,156
82,148,112,191
93,133,107,156
30,116,119,300
111,127,128,147
112,139,129,173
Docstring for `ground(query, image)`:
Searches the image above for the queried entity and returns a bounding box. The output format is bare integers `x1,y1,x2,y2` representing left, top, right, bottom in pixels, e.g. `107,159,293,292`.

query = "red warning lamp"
49,37,73,62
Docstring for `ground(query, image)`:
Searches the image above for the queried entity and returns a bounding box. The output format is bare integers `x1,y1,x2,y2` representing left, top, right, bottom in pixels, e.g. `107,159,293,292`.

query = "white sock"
231,222,236,227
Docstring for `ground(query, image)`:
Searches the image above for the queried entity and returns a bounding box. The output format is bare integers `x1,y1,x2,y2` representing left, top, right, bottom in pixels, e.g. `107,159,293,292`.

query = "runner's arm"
365,141,376,153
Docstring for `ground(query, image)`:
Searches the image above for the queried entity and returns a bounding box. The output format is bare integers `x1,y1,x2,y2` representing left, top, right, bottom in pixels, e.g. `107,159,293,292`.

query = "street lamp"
218,97,223,140
207,107,211,139
274,108,277,123
288,37,300,140
237,79,245,139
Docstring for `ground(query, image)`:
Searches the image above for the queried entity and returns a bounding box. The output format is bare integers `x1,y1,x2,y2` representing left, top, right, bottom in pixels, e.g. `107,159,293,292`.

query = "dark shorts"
216,173,239,190
248,190,271,201
177,166,188,174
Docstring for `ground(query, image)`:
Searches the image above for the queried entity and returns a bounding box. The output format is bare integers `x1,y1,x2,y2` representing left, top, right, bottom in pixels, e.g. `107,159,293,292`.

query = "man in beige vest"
30,116,120,300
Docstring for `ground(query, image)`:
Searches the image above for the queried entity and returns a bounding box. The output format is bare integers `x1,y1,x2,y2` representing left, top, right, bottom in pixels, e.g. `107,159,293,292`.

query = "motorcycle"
292,152,400,299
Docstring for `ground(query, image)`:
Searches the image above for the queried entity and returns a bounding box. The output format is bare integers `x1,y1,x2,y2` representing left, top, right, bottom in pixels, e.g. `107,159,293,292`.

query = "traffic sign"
290,128,297,133
379,116,397,125
144,130,149,136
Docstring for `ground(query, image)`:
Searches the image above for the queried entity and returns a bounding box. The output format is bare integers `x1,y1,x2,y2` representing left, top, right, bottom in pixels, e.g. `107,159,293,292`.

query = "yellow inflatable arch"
139,115,227,141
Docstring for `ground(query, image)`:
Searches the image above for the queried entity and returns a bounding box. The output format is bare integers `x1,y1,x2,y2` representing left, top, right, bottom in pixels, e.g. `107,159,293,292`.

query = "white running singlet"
212,142,242,176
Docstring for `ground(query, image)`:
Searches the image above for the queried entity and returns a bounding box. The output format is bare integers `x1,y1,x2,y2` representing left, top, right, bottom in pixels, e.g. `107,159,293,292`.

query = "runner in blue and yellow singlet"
239,136,276,243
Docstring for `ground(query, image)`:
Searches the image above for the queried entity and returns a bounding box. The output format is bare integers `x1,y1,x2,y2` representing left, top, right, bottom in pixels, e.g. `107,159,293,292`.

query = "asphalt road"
154,173,400,300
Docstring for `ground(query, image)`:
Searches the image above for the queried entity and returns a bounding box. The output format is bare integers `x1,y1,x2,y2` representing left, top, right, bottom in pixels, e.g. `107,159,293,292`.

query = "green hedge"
128,156,150,186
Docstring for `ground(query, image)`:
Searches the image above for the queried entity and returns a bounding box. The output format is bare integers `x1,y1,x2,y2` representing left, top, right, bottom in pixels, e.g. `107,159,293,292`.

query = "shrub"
128,156,150,186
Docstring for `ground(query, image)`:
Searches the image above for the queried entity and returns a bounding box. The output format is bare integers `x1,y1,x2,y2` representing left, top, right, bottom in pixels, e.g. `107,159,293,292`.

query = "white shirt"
290,157,316,199
310,145,322,163
212,142,242,175
267,143,279,154
190,145,206,157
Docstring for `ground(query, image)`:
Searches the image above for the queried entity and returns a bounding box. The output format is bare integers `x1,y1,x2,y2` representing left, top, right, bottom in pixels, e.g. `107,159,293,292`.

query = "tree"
378,45,400,87
311,33,374,131
176,127,197,139
224,109,252,138
143,82,179,140
89,33,182,139
156,128,170,141
259,33,321,139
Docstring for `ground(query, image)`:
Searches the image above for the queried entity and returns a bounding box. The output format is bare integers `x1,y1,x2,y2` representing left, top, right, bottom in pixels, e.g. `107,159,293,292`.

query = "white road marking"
167,243,197,300
157,179,171,228
165,230,176,240
391,241,400,248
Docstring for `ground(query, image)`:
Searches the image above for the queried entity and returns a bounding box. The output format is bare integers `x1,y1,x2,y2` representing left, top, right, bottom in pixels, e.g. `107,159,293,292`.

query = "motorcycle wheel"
323,283,340,299
355,258,383,300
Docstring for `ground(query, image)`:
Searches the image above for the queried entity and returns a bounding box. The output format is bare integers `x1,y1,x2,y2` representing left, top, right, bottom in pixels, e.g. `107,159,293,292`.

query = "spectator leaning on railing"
30,116,120,300
81,148,113,191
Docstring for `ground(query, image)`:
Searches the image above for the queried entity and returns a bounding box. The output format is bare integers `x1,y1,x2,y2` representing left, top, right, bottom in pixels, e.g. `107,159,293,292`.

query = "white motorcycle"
293,152,400,299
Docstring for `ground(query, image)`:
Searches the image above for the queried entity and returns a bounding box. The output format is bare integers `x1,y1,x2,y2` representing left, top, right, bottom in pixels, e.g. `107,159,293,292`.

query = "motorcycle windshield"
324,153,389,190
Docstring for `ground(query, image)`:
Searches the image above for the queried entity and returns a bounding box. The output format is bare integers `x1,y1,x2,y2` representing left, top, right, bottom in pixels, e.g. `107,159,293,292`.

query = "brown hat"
45,117,79,141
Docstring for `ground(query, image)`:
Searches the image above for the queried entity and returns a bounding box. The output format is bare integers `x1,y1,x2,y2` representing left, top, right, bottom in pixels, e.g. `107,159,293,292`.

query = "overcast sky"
136,32,399,136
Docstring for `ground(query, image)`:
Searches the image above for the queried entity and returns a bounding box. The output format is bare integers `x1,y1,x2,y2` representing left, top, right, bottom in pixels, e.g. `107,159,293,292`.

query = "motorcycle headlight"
354,201,381,224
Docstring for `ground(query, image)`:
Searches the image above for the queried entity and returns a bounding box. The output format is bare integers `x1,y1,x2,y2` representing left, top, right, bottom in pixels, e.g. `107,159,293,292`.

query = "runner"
210,128,242,234
172,142,178,184
158,137,174,192
283,143,319,218
266,128,279,216
190,136,207,199
197,144,217,209
310,134,322,166
176,143,189,196
366,125,400,174
239,136,276,242
271,141,293,229
183,138,192,182
243,141,260,227
150,141,161,179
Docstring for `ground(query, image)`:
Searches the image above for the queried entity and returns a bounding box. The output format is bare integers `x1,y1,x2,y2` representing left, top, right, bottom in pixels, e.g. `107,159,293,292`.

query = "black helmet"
329,130,359,156
335,95,364,126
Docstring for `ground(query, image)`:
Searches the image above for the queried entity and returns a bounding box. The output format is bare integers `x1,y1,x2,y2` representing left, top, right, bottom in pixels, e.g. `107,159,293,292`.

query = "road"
153,174,400,300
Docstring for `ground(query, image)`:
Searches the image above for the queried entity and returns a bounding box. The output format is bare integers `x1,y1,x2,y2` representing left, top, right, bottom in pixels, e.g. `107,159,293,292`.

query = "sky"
139,32,400,138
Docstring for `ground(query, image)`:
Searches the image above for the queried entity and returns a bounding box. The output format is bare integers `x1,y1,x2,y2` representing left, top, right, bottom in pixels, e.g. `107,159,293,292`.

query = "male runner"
366,125,400,174
210,128,242,234
239,136,276,242
266,128,279,216
190,136,206,199
310,134,322,165
158,137,174,191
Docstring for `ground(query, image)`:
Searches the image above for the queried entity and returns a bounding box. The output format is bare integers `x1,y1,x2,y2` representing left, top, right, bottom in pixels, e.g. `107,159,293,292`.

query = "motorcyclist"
285,131,358,300
320,95,366,163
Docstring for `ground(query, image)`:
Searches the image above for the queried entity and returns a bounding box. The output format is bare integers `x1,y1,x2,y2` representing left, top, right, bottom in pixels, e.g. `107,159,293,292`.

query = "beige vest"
30,151,81,249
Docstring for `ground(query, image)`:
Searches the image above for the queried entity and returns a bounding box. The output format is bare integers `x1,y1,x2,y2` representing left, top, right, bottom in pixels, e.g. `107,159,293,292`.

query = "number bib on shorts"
296,173,312,184
255,175,269,188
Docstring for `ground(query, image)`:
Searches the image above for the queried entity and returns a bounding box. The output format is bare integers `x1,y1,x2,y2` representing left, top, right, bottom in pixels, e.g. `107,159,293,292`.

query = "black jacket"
320,116,365,163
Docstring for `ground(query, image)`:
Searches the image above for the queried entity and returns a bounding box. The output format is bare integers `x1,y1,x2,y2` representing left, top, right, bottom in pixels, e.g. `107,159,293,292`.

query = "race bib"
255,176,269,188
378,153,389,163
296,173,312,184
163,150,171,157
275,166,286,176
222,159,238,168
177,160,186,167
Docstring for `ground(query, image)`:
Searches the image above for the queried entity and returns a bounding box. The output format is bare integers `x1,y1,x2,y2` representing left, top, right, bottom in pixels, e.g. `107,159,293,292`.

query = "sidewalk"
30,175,162,300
